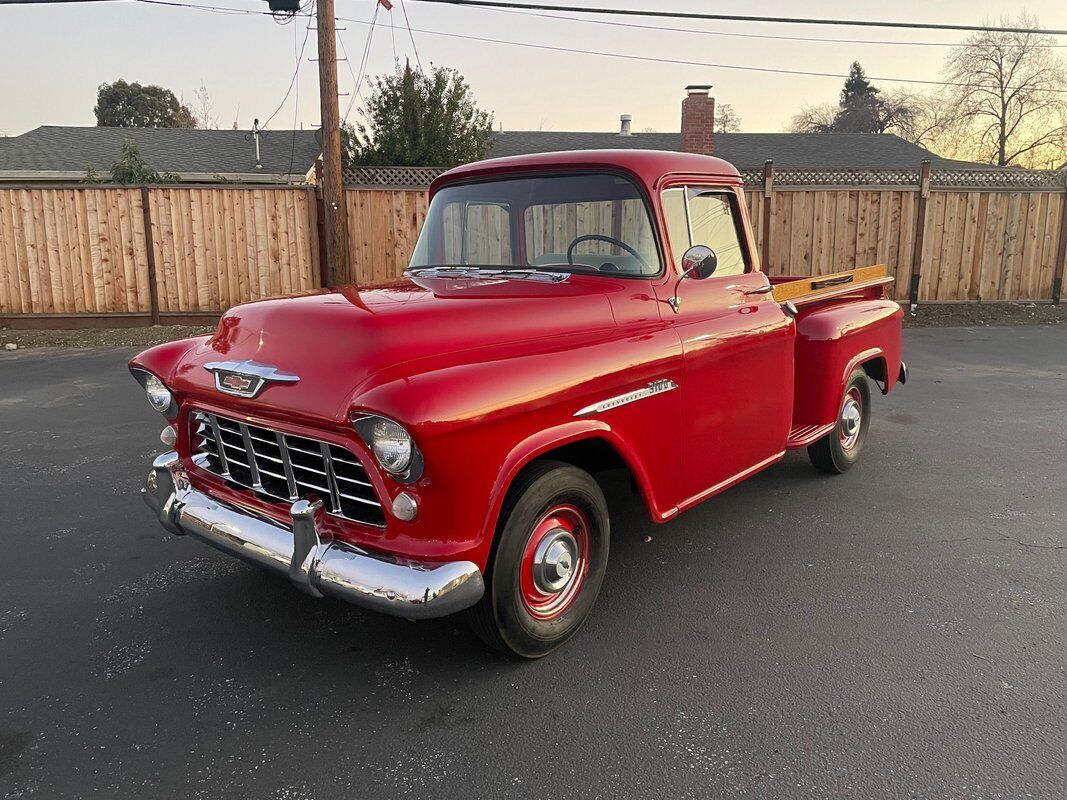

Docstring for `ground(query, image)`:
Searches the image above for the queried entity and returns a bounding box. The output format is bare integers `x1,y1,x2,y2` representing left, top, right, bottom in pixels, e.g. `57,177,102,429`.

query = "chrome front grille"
190,411,385,527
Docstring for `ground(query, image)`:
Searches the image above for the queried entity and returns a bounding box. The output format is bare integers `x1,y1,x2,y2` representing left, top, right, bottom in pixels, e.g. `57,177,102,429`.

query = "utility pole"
315,0,348,285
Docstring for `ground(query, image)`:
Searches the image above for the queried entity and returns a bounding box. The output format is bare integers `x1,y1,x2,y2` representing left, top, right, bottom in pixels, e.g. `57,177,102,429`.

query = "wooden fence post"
314,159,330,288
140,186,161,326
1052,175,1067,305
761,160,773,271
908,160,932,311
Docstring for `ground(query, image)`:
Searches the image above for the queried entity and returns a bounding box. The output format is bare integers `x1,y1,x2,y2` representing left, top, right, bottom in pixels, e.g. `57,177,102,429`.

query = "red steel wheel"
518,504,590,620
467,460,610,659
839,386,864,453
808,368,871,474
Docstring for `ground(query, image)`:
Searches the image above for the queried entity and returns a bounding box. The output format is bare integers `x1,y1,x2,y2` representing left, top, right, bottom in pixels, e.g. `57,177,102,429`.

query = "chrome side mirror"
668,246,718,312
681,245,718,280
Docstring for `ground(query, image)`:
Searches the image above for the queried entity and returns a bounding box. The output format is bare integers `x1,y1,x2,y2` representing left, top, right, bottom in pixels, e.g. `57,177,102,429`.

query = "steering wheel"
566,234,650,272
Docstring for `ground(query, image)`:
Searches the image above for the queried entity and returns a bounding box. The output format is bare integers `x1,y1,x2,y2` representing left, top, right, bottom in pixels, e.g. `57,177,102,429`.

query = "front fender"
129,336,212,384
479,422,662,551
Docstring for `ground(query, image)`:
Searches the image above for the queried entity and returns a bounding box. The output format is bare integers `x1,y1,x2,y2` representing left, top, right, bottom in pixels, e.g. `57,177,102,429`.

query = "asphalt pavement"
1,326,1065,799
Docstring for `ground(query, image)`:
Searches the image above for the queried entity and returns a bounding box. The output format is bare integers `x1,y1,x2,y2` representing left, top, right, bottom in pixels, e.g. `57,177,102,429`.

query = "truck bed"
770,265,893,307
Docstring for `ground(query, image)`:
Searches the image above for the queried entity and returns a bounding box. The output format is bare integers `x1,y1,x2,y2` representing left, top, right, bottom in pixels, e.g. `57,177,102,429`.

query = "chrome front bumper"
142,452,484,619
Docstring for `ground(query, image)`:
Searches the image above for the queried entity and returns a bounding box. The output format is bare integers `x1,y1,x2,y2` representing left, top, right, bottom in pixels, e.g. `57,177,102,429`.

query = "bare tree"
879,89,963,149
191,82,220,130
716,103,741,133
942,13,1067,167
789,103,837,133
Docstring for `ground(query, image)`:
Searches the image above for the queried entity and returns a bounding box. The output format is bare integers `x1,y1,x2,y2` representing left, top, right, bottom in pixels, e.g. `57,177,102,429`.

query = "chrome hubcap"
840,395,862,450
532,529,578,593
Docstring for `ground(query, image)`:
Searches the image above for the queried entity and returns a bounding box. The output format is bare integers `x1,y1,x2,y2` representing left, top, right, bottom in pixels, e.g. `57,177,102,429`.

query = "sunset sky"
2,0,1066,140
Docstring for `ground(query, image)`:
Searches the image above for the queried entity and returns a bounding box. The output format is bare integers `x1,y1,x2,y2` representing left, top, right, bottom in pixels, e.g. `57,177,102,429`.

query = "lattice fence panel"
343,166,445,188
743,167,1066,190
930,169,1065,189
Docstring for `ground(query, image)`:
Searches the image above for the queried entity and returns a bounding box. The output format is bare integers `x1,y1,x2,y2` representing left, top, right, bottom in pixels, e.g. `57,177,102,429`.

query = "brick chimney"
680,85,715,156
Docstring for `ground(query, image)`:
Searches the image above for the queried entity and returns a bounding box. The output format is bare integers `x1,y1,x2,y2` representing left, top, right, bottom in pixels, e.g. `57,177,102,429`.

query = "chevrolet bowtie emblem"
203,360,300,399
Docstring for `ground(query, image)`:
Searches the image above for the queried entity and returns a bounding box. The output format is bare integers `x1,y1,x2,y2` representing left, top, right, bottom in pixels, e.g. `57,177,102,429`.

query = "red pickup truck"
136,150,906,657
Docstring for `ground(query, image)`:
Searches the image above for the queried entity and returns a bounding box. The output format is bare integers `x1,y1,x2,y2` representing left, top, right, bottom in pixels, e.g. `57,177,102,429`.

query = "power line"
407,0,1067,37
333,15,1067,93
286,5,310,180
90,0,1067,95
261,10,313,128
340,2,380,121
399,0,424,70
479,5,1067,49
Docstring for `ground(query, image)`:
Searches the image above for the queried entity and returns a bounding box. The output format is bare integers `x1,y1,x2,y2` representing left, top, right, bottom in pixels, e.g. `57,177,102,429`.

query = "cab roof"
431,149,743,196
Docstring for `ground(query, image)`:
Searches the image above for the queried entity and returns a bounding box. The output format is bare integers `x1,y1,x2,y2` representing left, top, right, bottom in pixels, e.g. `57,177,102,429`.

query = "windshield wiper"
408,265,570,282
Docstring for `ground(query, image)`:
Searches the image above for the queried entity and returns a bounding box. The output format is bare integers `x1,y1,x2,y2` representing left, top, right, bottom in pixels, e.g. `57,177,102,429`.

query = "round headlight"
352,414,423,482
144,374,173,414
367,417,413,474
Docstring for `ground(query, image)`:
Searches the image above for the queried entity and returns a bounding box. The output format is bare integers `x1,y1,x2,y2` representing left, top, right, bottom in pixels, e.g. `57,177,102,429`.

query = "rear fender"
792,299,903,429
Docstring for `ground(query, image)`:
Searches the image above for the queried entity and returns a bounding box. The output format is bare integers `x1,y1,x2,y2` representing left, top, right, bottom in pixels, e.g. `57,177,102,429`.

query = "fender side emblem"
574,379,678,417
204,360,300,399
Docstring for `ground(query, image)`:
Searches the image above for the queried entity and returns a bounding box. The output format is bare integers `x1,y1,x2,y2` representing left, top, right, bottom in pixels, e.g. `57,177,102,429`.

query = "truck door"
656,185,794,505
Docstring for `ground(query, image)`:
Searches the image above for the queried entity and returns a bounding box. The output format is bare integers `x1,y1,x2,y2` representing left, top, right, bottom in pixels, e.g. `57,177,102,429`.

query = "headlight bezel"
130,368,178,419
352,413,424,484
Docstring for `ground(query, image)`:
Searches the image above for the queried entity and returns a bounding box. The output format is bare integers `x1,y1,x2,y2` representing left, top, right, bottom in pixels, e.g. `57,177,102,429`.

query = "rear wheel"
468,460,609,659
808,369,871,474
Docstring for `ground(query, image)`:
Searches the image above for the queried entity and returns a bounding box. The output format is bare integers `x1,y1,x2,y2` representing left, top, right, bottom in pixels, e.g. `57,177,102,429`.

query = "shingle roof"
488,131,982,169
0,126,322,181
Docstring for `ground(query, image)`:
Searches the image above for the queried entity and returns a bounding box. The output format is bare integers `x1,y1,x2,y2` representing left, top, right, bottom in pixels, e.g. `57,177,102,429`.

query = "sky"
1,0,1066,139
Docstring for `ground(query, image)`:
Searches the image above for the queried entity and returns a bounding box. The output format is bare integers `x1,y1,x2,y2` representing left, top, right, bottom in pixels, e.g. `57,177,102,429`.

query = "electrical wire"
332,15,1067,94
389,2,398,65
262,8,313,128
399,0,424,70
407,0,1067,37
121,0,1067,94
476,5,1067,49
286,4,310,181
340,2,380,121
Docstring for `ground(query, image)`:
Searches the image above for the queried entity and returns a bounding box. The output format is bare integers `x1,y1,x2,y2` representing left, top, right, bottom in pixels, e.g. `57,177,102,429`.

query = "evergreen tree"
347,63,493,168
834,63,886,133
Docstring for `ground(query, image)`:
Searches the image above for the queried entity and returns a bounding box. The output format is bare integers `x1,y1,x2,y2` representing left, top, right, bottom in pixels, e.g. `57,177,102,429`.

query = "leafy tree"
95,80,197,128
108,141,181,184
347,63,493,167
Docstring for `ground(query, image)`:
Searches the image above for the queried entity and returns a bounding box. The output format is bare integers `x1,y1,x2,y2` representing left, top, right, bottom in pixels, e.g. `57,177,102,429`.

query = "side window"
661,188,689,272
660,186,750,276
686,190,748,277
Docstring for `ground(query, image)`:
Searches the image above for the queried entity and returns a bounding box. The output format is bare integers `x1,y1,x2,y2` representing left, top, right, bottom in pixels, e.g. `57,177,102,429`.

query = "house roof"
0,126,323,182
488,131,982,169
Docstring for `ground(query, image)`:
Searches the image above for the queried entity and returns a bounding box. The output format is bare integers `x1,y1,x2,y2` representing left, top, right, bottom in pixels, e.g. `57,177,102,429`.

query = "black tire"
808,368,871,474
468,460,610,659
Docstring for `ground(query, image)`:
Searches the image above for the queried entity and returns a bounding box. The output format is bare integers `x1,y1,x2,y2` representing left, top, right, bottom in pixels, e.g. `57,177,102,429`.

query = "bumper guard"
142,452,484,619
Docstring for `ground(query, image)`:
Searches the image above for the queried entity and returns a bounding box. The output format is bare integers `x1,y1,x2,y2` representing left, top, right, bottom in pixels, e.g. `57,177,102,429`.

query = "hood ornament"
203,360,300,399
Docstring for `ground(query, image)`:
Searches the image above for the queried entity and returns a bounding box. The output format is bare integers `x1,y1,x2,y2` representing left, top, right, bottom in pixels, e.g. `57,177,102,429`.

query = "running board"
786,422,835,449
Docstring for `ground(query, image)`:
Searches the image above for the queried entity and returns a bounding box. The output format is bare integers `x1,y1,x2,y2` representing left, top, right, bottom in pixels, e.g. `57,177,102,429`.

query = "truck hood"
170,274,620,424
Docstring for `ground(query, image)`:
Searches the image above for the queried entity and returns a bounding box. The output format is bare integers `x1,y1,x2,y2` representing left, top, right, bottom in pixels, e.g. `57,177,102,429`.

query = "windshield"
409,173,661,277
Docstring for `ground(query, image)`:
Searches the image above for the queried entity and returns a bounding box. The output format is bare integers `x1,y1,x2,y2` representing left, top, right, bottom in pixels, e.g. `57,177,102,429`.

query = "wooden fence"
0,185,320,323
1,166,1065,326
745,165,1067,304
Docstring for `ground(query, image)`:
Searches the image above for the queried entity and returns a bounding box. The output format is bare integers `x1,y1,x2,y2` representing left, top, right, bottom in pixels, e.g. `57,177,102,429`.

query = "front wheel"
468,460,610,659
808,369,871,474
